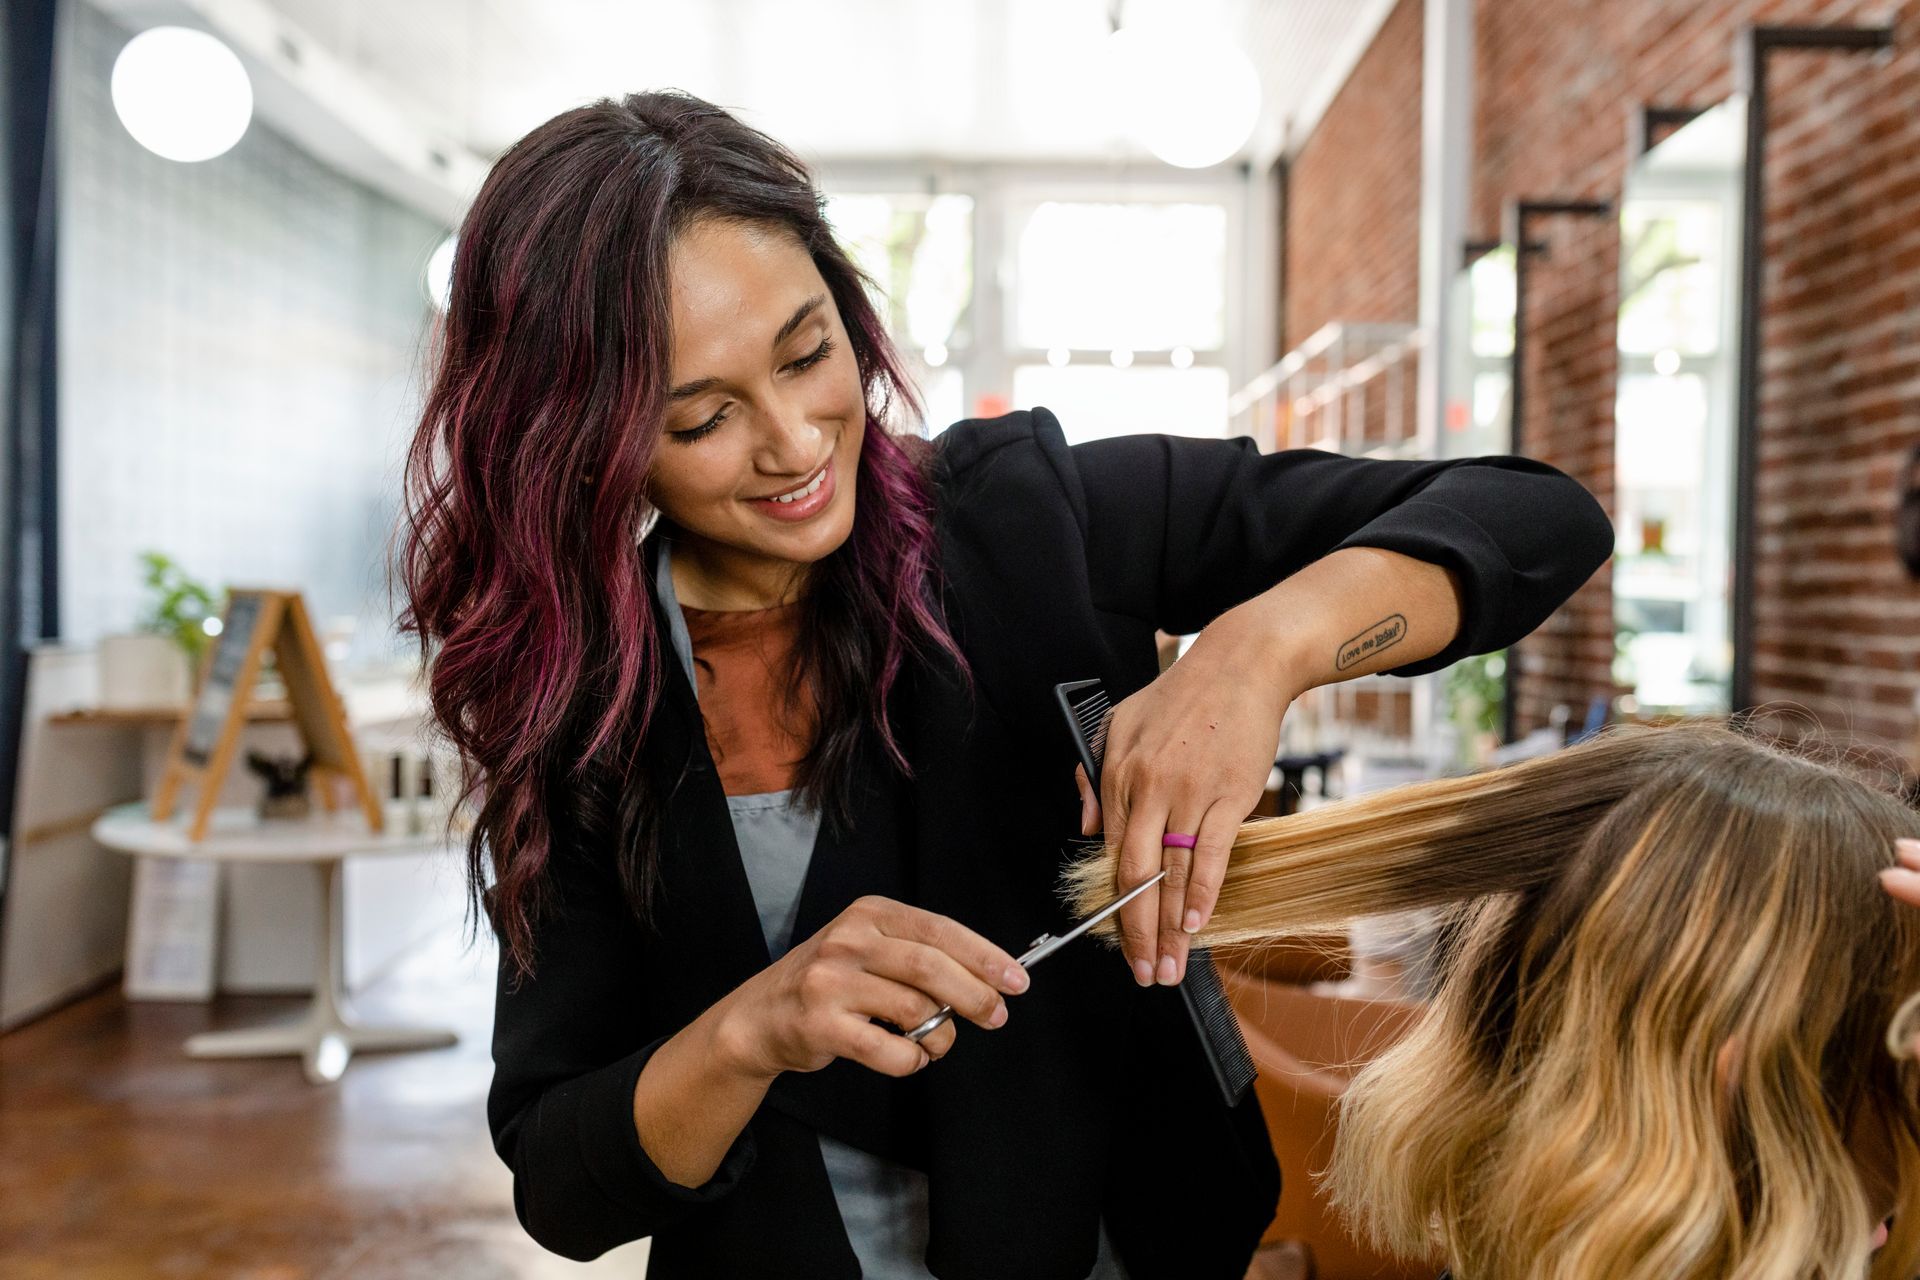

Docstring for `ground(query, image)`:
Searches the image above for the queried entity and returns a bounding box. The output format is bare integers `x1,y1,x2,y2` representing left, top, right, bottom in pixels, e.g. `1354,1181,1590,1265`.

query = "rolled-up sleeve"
487,838,757,1261
1065,425,1612,677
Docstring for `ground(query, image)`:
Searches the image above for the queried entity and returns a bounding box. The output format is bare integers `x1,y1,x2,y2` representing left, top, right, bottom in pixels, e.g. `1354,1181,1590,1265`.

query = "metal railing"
1228,321,1427,458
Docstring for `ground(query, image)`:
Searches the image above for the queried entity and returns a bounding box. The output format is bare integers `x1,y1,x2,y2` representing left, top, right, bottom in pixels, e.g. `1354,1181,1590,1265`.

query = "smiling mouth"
752,460,830,504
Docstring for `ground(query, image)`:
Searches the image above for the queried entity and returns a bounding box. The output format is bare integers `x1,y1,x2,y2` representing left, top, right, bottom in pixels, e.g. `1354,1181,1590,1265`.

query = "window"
1004,196,1233,444
823,191,972,436
1010,364,1229,444
1009,200,1225,351
821,169,1242,444
1440,246,1514,460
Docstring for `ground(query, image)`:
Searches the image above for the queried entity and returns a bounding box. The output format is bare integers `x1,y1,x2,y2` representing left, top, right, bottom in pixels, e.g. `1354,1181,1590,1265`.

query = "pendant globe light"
111,26,253,163
1102,18,1261,169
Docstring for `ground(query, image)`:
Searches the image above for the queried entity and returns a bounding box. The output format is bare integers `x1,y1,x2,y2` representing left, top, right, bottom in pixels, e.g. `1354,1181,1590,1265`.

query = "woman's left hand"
1072,619,1299,988
1885,838,1920,1059
1885,838,1920,908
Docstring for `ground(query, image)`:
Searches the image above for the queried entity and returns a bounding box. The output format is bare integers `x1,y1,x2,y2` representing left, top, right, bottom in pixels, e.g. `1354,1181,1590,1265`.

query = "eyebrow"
667,293,828,401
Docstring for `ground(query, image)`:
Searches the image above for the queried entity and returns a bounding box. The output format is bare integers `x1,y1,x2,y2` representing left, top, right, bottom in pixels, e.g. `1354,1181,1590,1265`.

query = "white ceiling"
246,0,1395,167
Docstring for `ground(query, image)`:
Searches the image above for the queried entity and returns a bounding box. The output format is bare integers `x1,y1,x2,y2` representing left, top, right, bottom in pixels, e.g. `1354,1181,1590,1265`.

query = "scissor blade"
1026,868,1169,968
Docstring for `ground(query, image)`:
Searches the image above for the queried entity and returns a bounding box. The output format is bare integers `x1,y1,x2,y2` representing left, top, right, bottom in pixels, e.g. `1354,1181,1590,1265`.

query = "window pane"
914,367,965,437
824,192,974,352
1456,370,1511,455
1011,365,1229,444
1441,248,1513,459
1010,202,1226,351
1468,247,1515,358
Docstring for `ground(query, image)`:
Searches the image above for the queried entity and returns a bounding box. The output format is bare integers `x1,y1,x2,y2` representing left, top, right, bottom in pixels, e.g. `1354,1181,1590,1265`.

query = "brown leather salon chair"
1221,954,1431,1280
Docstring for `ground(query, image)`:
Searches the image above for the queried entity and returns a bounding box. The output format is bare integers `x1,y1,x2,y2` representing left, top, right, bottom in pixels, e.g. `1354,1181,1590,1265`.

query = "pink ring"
1162,832,1197,849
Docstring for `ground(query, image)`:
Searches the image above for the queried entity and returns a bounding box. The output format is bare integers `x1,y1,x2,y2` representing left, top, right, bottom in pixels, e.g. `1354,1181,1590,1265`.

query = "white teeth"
769,465,826,504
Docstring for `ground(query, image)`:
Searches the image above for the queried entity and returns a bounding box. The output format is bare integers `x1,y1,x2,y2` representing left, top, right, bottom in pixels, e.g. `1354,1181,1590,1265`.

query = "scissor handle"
899,866,1167,1045
903,1005,953,1043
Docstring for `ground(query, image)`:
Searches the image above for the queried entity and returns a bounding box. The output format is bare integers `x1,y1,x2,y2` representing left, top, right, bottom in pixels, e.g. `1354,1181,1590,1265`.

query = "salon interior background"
9,0,1920,789
3,0,1920,1274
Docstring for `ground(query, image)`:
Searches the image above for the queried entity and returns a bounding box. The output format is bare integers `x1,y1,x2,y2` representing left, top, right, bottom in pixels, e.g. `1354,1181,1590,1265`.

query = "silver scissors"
902,868,1169,1044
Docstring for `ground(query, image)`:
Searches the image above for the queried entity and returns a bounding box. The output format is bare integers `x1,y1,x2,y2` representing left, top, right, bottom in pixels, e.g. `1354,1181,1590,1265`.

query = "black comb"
1055,678,1256,1108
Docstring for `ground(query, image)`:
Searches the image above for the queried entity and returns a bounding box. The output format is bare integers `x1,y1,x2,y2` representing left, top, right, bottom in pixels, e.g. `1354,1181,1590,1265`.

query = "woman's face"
649,217,867,609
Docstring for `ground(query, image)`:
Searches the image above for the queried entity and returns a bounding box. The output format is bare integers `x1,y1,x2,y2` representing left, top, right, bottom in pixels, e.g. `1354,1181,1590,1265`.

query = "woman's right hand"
714,895,1031,1082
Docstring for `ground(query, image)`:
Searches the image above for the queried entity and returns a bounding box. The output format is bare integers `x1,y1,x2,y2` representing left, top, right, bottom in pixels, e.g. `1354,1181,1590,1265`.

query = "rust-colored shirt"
679,599,817,797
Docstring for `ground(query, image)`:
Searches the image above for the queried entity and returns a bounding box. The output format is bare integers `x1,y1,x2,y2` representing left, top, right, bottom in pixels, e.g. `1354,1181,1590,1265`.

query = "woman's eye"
671,411,725,442
789,336,834,371
668,338,833,443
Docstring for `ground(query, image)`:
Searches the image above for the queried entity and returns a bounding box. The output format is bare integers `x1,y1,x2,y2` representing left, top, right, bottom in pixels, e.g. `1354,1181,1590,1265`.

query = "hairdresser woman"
398,91,1612,1280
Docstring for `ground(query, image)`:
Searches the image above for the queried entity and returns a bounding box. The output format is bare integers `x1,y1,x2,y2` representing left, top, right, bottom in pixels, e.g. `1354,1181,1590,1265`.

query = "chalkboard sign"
181,590,262,767
152,588,381,840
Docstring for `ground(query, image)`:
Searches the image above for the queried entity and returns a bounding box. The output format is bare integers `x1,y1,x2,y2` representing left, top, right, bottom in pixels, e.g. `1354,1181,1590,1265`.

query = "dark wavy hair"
397,91,970,982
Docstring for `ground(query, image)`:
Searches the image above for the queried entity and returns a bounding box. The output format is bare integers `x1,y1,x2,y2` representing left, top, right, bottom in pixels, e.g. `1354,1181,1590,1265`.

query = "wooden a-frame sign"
151,588,383,840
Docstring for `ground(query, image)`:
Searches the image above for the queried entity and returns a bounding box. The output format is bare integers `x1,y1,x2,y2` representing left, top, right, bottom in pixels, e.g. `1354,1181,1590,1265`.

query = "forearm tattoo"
1335,613,1407,671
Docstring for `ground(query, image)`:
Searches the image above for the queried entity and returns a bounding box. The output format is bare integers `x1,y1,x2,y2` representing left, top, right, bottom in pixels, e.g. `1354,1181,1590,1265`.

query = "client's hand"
1884,837,1920,909
1883,838,1920,1059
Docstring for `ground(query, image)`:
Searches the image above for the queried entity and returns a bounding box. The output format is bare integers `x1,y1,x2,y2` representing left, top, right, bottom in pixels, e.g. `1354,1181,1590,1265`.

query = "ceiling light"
111,27,253,163
1103,23,1261,169
425,235,457,311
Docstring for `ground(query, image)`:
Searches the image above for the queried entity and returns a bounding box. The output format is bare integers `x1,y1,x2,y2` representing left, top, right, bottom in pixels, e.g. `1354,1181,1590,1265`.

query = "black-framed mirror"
1611,97,1746,718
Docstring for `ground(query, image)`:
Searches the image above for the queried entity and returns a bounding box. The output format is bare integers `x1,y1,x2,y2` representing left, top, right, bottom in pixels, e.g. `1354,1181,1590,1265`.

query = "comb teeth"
1179,959,1259,1106
1056,679,1112,792
1069,691,1112,778
1054,677,1257,1108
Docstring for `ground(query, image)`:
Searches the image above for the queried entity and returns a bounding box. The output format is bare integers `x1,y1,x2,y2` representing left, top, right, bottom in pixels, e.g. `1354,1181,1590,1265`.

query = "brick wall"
1476,0,1920,750
1286,0,1920,754
1283,0,1424,349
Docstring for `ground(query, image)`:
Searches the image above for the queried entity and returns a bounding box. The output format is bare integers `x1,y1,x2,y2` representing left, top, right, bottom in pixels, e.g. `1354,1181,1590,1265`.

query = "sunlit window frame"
816,160,1253,436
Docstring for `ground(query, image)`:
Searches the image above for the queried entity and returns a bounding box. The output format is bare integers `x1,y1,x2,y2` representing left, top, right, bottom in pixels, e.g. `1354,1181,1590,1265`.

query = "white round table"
91,801,460,1084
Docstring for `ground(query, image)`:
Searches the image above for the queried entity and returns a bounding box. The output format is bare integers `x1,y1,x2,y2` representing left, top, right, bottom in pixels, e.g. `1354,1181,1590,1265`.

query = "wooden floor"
0,929,650,1279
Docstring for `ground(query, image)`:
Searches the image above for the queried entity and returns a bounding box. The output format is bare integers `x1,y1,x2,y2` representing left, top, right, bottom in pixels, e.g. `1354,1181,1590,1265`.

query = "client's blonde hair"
1061,721,1920,1280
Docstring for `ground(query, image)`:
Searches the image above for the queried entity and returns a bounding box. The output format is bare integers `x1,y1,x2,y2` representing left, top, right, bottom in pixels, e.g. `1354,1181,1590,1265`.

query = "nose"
756,398,825,475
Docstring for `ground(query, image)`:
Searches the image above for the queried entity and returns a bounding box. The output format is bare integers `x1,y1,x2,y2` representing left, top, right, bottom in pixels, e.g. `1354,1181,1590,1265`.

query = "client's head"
1061,720,1920,1280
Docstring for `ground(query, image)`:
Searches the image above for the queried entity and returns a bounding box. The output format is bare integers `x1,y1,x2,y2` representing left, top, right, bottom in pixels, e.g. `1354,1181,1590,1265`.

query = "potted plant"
1441,648,1506,770
97,551,220,708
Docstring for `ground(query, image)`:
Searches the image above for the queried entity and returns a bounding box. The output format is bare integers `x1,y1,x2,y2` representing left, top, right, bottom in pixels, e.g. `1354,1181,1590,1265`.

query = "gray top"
657,537,1127,1279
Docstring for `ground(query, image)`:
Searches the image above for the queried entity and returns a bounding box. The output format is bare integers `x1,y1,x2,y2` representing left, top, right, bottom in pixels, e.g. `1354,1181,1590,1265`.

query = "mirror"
1612,98,1747,717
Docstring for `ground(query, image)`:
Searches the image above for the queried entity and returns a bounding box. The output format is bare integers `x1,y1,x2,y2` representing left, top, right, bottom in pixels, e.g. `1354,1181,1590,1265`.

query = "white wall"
56,1,447,668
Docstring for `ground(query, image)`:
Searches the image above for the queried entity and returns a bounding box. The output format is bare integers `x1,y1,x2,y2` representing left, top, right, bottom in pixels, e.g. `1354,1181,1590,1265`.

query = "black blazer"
486,406,1613,1280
